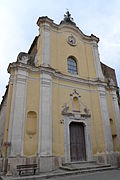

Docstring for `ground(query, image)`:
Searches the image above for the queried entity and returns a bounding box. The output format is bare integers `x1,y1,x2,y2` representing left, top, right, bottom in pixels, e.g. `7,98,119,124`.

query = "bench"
17,164,38,176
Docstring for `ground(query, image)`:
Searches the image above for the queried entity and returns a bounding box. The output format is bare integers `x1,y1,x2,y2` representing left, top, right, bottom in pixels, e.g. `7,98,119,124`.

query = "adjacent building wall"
0,92,8,156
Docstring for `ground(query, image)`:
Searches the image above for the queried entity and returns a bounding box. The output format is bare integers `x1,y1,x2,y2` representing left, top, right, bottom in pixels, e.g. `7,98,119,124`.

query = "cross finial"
64,10,74,22
60,10,76,26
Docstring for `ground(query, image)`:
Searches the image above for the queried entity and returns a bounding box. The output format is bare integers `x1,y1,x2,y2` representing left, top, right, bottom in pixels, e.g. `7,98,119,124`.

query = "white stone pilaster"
85,116,93,161
111,90,120,149
38,73,52,156
92,41,104,80
41,23,50,65
64,116,71,163
98,86,113,152
8,69,28,156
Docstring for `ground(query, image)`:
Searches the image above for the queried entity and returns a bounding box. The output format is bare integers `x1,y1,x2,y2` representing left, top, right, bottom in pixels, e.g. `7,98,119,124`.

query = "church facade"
0,12,120,174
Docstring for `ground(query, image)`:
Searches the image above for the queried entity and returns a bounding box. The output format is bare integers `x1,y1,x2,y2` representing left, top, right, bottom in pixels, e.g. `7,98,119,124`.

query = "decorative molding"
60,119,64,124
42,23,51,31
67,34,77,46
8,63,114,90
99,91,106,97
70,89,81,112
8,63,118,95
61,103,69,114
17,52,29,64
62,111,91,119
37,16,99,44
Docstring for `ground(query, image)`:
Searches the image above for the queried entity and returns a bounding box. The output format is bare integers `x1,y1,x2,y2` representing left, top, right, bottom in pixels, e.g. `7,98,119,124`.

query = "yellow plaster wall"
37,26,97,79
52,78,105,156
50,29,96,79
89,87,105,153
23,72,40,156
49,27,105,156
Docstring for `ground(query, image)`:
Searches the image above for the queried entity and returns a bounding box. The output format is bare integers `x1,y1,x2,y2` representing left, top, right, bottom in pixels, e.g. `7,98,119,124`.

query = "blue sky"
0,0,120,102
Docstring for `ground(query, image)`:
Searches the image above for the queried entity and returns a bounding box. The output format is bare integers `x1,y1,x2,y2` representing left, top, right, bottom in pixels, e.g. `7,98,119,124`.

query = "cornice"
58,24,99,43
8,62,119,91
37,16,54,27
37,16,99,43
8,62,39,73
62,112,91,119
0,85,8,110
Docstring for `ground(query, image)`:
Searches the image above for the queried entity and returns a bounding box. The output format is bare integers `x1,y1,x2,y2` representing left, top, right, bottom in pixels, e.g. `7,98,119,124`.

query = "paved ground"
48,170,120,180
1,169,120,180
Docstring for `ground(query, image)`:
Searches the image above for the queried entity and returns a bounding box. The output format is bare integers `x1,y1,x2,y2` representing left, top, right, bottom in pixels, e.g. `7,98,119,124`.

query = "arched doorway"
70,122,86,161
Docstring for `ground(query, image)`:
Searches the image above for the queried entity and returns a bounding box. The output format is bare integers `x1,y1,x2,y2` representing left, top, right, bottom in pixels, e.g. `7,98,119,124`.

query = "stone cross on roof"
64,10,74,22
60,10,76,25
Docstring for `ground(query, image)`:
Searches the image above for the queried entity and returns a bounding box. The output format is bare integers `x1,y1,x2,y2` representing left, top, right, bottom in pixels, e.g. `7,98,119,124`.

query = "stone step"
69,166,116,174
62,160,96,166
60,164,111,171
60,161,111,171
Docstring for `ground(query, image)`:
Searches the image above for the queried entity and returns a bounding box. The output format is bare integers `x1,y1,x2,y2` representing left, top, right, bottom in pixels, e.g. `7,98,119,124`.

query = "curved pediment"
58,23,99,43
37,11,99,43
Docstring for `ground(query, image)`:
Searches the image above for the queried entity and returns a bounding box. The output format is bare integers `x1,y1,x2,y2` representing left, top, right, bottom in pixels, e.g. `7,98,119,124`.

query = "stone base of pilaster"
6,156,39,176
0,158,3,172
2,155,64,176
93,151,120,167
38,156,63,172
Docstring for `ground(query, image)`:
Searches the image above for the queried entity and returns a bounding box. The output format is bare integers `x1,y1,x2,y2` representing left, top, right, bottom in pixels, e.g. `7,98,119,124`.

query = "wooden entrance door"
70,122,86,161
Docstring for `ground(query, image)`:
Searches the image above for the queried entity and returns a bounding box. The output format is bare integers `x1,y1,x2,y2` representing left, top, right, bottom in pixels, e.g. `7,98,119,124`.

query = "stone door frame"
63,113,93,163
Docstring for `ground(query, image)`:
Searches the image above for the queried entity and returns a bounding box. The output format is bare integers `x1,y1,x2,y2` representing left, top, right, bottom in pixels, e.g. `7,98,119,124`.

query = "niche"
73,96,80,112
26,111,37,137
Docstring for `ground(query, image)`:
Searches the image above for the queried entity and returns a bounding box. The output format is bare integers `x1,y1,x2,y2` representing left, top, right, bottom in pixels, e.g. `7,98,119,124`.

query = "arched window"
67,57,78,75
